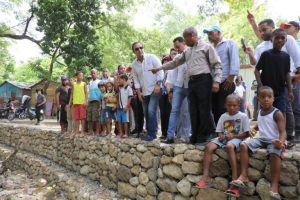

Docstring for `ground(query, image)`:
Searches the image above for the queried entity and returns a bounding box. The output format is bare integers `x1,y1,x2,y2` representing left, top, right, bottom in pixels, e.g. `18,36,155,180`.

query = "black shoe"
162,138,174,144
159,135,167,140
130,129,138,134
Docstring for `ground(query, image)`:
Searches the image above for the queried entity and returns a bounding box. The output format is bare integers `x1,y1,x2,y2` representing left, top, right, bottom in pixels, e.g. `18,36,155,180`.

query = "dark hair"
118,64,125,71
258,86,274,96
131,41,143,52
170,48,177,53
272,28,287,38
225,94,240,103
119,74,128,81
258,19,275,26
36,88,44,94
173,36,184,43
75,71,83,76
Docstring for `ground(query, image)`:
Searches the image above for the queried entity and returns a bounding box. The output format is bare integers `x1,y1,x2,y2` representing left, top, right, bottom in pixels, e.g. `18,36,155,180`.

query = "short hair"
75,71,83,76
131,41,143,52
173,36,184,43
183,27,198,36
119,74,128,81
258,86,274,96
258,19,275,26
170,48,177,53
91,68,97,73
272,28,287,38
118,64,125,71
225,94,240,104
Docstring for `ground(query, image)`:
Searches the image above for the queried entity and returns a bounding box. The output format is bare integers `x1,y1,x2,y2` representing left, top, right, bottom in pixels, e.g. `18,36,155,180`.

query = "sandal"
194,180,213,189
269,191,282,200
224,186,240,197
230,179,247,189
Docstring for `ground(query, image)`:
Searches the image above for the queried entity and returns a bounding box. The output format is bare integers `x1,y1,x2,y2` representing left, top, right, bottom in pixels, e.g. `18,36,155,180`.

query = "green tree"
0,39,15,83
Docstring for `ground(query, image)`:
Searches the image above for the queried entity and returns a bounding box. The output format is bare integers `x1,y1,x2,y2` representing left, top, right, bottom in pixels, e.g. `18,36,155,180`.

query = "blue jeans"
293,82,300,136
167,86,189,139
142,91,162,138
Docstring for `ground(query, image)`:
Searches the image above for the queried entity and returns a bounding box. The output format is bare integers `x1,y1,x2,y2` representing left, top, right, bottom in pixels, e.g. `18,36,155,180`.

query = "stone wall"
0,124,300,200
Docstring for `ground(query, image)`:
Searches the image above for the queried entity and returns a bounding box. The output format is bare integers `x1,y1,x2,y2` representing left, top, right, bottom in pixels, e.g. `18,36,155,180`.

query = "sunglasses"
134,46,144,52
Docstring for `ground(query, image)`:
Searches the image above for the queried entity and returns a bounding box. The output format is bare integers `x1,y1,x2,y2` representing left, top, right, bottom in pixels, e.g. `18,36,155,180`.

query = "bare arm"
68,86,73,106
234,131,250,139
84,83,88,105
56,91,60,110
254,68,263,88
247,10,261,41
286,72,294,102
275,111,287,143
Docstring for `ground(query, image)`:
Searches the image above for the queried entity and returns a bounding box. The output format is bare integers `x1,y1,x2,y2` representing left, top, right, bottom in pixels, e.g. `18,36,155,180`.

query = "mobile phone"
241,39,247,49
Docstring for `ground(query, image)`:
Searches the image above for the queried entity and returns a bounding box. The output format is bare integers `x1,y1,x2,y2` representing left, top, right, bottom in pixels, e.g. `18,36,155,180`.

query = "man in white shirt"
132,41,164,141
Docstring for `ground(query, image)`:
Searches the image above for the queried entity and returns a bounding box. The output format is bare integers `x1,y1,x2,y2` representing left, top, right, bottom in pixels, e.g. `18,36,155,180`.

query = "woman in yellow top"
68,71,87,135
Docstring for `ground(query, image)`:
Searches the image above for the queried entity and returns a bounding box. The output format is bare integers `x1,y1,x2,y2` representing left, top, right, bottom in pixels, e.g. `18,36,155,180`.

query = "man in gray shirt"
150,27,222,144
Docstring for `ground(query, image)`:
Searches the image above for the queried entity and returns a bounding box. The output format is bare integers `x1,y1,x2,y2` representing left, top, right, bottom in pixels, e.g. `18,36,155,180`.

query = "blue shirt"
215,39,240,82
88,79,102,102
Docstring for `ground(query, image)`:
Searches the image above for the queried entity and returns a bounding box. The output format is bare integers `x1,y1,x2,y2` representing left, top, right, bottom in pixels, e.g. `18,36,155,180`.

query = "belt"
189,73,210,81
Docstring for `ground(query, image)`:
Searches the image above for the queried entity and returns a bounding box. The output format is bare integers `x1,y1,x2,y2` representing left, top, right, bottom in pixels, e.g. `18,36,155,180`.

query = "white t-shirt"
216,111,250,134
118,85,133,109
234,85,245,98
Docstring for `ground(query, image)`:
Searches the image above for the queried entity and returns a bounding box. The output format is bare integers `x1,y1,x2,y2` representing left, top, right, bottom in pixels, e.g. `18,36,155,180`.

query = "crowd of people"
53,11,300,200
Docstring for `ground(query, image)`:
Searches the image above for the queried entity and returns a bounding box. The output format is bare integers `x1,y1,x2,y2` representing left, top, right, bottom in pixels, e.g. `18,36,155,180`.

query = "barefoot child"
232,86,286,200
104,82,117,136
196,94,250,198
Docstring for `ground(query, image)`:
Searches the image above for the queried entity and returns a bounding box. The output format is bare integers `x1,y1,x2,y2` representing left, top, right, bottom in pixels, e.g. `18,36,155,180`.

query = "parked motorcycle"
9,107,44,121
0,102,15,121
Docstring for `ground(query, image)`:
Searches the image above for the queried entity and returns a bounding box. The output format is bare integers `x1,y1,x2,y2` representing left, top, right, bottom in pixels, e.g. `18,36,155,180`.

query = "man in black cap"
56,75,69,133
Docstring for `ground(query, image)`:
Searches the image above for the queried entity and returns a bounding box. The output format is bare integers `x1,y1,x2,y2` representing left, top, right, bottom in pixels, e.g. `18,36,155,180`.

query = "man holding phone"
203,25,240,123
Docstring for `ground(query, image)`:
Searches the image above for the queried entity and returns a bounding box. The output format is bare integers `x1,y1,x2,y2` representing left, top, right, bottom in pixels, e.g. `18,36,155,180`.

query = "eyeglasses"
134,46,144,52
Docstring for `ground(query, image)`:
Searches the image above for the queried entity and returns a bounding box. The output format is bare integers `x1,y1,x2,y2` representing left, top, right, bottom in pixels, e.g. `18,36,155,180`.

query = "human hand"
57,104,61,111
137,92,143,102
244,47,254,56
249,129,257,138
272,139,285,149
212,82,220,93
223,76,234,90
247,10,255,24
225,133,234,140
149,68,161,74
288,92,294,102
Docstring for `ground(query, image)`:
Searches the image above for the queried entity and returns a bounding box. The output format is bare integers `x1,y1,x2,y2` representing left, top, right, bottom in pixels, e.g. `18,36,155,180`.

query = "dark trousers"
211,81,235,124
159,93,172,137
132,95,144,132
35,105,43,122
188,74,214,143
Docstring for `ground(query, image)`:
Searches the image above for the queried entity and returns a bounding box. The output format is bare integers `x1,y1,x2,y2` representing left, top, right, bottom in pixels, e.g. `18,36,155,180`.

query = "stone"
153,156,160,169
239,196,260,200
149,147,162,156
118,182,137,199
163,164,184,179
80,165,91,176
249,157,265,171
183,150,203,162
131,165,141,176
256,178,270,200
279,186,297,199
213,177,228,191
137,144,147,153
175,195,189,200
141,151,154,168
186,175,202,183
158,192,173,200
177,178,191,197
297,180,300,194
147,168,157,181
252,149,268,160
209,159,229,177
137,185,147,197
161,155,172,165
215,149,228,160
156,178,178,193
120,144,130,152
292,152,300,162
99,176,114,189
120,153,133,167
242,181,256,196
132,155,141,165
158,168,164,178
182,161,201,175
117,165,132,182
196,188,227,200
172,154,184,165
144,195,156,200
146,181,157,196
248,167,263,182
163,145,174,156
174,144,188,155
129,177,139,187
139,172,149,185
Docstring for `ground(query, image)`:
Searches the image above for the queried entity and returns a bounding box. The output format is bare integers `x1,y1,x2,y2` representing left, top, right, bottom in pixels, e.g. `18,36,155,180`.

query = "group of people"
53,10,300,200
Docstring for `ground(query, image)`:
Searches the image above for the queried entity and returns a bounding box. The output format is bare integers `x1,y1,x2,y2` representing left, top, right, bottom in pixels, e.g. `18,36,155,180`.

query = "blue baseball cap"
203,25,221,33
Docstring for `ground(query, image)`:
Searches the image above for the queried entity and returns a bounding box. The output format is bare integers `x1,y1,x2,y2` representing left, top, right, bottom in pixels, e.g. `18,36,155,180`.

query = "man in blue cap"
203,25,240,124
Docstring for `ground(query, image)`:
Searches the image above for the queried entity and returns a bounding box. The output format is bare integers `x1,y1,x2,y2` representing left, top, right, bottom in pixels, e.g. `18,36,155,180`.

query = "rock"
139,172,149,185
37,178,47,187
131,165,141,176
183,150,203,162
158,192,173,200
137,185,147,197
209,159,229,177
120,153,133,167
264,161,299,185
147,168,157,181
256,178,270,200
99,176,114,189
141,151,154,168
129,177,139,187
252,149,268,160
186,175,202,184
163,145,174,156
145,195,156,200
182,161,201,175
161,155,172,165
163,164,184,179
120,144,130,152
117,165,132,182
174,144,188,155
243,181,256,196
137,144,147,153
118,182,137,199
196,188,227,200
80,165,91,176
279,186,297,199
132,155,141,165
177,178,191,197
292,152,300,162
297,180,300,194
249,157,265,171
248,167,263,182
146,181,157,196
175,195,189,200
153,156,160,169
172,154,184,165
213,177,228,191
156,178,178,193
158,168,164,178
239,196,260,200
149,147,162,156
215,149,228,160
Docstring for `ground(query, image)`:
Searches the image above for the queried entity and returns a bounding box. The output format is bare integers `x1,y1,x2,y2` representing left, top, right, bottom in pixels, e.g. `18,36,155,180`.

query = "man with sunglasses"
150,27,222,144
131,42,164,141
